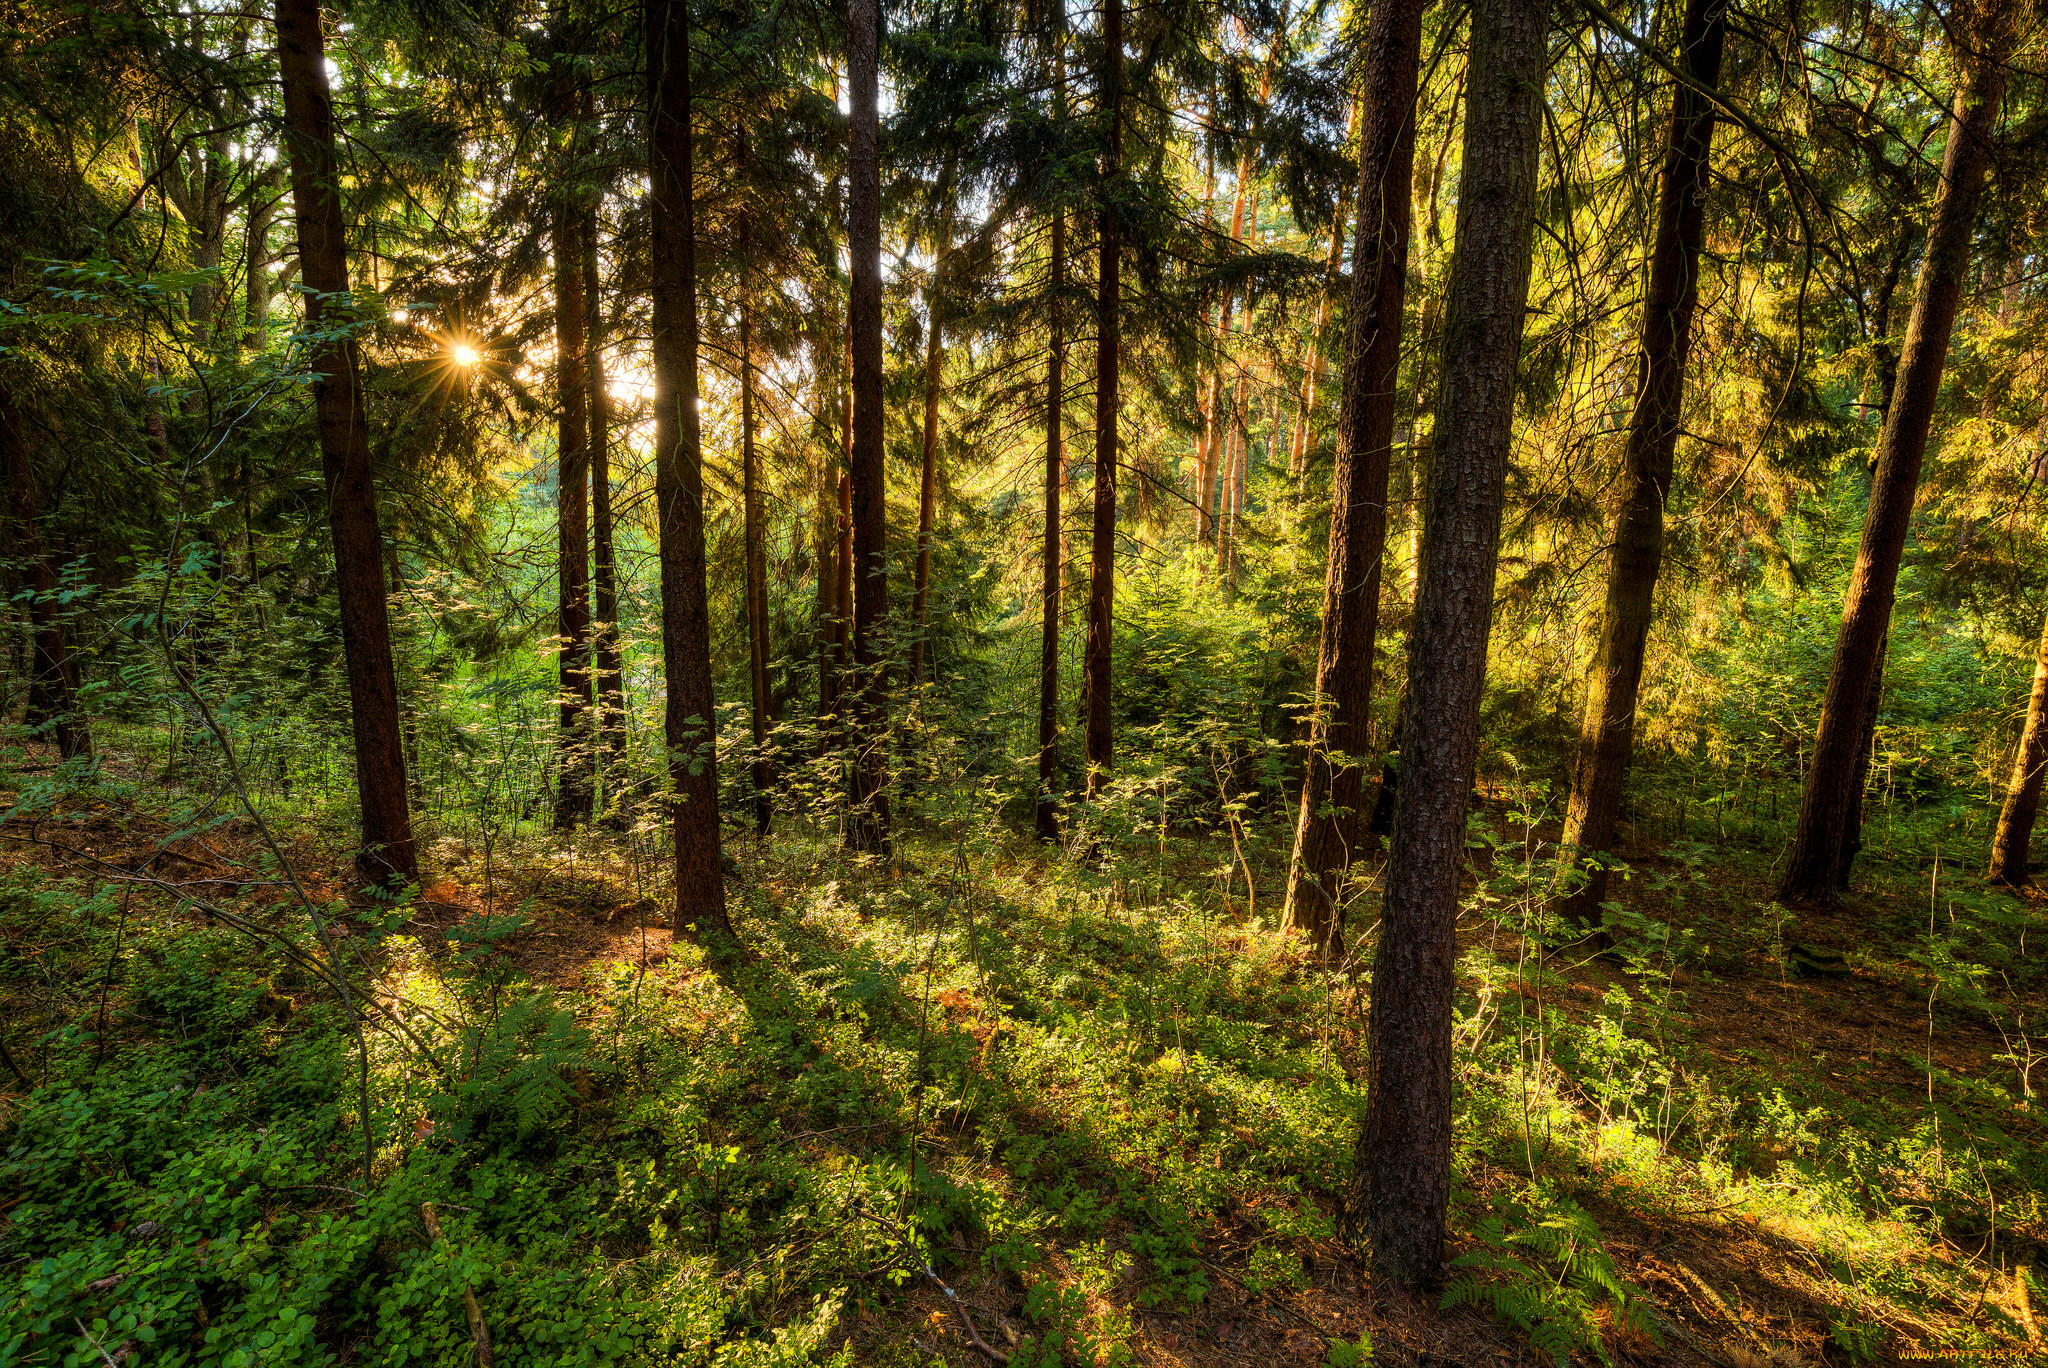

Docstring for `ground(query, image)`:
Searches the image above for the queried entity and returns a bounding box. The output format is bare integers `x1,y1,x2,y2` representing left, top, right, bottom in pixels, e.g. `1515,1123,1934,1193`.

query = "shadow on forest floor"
3,744,2045,1367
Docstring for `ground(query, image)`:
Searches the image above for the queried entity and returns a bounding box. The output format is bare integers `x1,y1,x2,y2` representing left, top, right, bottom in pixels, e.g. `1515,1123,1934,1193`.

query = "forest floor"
3,743,2046,1368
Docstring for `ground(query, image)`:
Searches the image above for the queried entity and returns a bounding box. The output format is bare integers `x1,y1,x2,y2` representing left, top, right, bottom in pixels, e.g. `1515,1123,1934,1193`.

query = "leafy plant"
1441,1195,1657,1367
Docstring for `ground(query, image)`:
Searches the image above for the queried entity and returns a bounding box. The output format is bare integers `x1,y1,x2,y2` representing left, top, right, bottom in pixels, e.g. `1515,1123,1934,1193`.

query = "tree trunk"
646,0,731,945
1355,0,1547,1290
3,391,88,758
553,201,595,829
243,166,285,349
273,0,416,886
846,0,891,854
1279,0,1426,959
586,203,628,789
1991,616,2048,887
1082,0,1121,803
909,270,943,689
1557,0,1726,926
1777,24,2009,906
1039,204,1067,843
1289,166,1352,478
1196,166,1253,545
741,293,773,836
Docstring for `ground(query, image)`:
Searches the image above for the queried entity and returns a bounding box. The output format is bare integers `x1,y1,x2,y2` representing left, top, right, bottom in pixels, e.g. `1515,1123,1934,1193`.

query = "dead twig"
421,1203,495,1367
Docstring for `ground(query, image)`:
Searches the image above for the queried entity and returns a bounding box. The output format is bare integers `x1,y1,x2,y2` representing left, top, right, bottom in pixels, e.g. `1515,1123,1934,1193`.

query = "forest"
3,0,2047,1361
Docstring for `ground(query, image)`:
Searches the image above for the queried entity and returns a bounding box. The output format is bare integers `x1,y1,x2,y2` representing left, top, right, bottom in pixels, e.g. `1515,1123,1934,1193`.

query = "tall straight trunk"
553,202,595,829
1356,0,1547,1289
1039,204,1067,843
585,204,628,781
909,268,944,688
1289,176,1351,477
1083,0,1122,802
1279,0,1427,958
1557,0,1726,924
846,0,891,853
273,0,416,885
814,446,840,744
740,293,773,835
1196,167,1253,543
646,0,731,945
3,392,88,758
834,469,853,733
1777,25,2009,905
242,166,284,349
1991,614,2048,886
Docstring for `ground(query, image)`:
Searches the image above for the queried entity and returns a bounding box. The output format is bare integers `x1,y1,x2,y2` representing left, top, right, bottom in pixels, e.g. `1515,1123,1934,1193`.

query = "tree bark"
586,204,628,788
646,0,731,945
910,179,955,691
1991,615,2048,887
1557,0,1726,926
1280,0,1426,959
740,292,773,836
553,200,595,829
1289,165,1352,478
1039,205,1067,843
1777,23,2009,906
846,0,891,854
1082,0,1122,803
1355,0,1548,1290
273,0,416,885
242,165,285,349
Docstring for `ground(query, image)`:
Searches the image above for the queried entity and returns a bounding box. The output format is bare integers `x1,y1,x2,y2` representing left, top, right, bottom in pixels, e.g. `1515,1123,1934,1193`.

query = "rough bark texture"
1991,616,2048,886
846,0,891,854
646,0,732,945
1280,0,1426,959
1557,0,1726,925
274,0,416,885
740,295,773,835
586,206,628,783
1355,0,1547,1290
553,201,595,829
1776,29,2008,906
1082,0,1122,803
1038,205,1067,844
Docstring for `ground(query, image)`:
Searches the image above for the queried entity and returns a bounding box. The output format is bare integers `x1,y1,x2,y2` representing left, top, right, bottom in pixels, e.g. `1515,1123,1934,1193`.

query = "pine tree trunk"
741,293,773,836
1083,0,1122,803
1039,204,1067,843
646,0,731,945
1557,0,1726,925
1777,24,2009,906
553,201,595,829
273,0,416,885
909,269,943,689
243,166,284,349
846,0,891,853
1196,164,1256,547
586,203,628,789
1289,169,1351,478
1991,616,2048,887
1279,0,1426,958
1355,0,1548,1289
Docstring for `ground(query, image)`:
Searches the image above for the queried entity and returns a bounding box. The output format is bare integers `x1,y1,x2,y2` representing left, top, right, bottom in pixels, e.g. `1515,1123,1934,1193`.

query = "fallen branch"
422,1203,495,1368
850,1201,1008,1363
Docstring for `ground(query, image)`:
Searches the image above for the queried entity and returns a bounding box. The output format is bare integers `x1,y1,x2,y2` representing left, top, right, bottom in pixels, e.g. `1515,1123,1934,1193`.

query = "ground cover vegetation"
3,0,2047,1362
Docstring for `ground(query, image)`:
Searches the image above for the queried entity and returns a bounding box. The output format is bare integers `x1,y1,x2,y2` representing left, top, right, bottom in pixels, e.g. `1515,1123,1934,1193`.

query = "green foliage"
1441,1195,1657,1368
